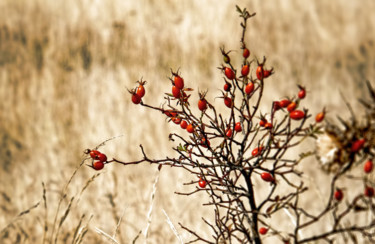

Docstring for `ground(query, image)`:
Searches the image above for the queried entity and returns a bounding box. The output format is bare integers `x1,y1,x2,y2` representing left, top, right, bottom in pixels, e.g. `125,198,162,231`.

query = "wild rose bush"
86,6,375,244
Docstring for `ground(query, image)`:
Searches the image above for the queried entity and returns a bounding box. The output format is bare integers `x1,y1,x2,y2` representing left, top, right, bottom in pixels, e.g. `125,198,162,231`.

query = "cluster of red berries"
164,109,196,134
255,63,273,81
258,116,272,129
85,149,108,170
170,72,191,105
129,80,147,104
269,85,326,123
334,159,374,201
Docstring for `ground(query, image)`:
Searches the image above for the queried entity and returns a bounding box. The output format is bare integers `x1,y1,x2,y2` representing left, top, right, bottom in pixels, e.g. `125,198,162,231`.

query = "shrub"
86,6,375,243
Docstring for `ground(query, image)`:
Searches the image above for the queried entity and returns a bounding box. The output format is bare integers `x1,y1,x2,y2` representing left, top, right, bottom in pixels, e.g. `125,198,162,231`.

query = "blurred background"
0,0,374,243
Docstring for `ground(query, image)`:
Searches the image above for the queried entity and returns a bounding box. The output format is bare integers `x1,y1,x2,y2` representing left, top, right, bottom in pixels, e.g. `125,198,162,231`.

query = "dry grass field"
0,0,375,243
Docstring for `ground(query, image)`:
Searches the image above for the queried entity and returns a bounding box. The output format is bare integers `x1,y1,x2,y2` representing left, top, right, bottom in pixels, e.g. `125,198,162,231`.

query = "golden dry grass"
0,0,375,243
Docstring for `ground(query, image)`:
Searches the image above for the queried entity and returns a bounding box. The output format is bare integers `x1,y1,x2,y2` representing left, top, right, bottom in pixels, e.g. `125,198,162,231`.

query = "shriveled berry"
223,55,230,64
224,82,231,92
364,186,374,197
273,101,281,111
334,189,344,201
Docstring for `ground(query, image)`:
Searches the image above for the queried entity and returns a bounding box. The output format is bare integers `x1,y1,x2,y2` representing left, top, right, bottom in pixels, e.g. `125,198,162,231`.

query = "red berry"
97,153,107,162
89,150,100,159
245,82,254,95
273,101,281,111
224,67,235,80
264,122,272,129
172,117,181,124
136,80,147,98
234,122,242,132
279,99,291,108
180,120,188,129
289,110,305,120
298,89,306,99
226,128,233,137
224,96,232,108
364,186,374,197
241,65,250,76
136,84,145,98
287,102,297,112
186,124,194,133
334,189,344,201
132,93,141,104
201,138,210,148
243,48,250,58
223,82,231,92
164,110,176,118
261,172,274,182
252,147,263,157
174,75,184,90
198,178,207,188
259,227,268,235
172,86,181,98
259,119,267,127
256,65,264,80
364,160,373,173
198,99,208,111
315,111,325,123
263,69,273,78
351,139,365,153
92,161,104,170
